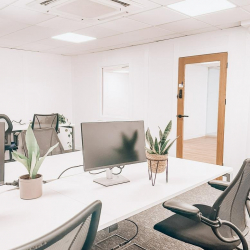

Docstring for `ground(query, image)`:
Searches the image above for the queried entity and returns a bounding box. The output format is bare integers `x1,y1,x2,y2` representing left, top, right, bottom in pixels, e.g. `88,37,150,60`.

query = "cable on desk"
4,180,19,187
112,166,125,175
89,170,106,175
89,166,125,176
57,165,83,179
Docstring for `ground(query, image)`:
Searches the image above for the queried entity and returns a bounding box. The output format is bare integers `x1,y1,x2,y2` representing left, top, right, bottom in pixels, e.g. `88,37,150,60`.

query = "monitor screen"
81,121,146,171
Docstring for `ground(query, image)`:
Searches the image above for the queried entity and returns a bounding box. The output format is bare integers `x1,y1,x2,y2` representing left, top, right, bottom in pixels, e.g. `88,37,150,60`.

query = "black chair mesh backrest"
32,114,59,132
210,159,250,238
0,114,13,145
21,128,64,157
16,201,102,250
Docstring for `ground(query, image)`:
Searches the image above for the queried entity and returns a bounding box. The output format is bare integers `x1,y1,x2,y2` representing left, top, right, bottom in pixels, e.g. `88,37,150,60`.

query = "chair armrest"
163,201,201,222
208,180,229,191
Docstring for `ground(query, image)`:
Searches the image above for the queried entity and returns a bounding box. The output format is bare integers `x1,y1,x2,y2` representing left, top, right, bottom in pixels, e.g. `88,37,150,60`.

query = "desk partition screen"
81,121,146,172
0,122,4,185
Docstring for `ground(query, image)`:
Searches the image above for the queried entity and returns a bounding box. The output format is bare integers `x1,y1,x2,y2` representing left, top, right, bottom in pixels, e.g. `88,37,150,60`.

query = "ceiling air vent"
110,0,130,7
40,0,60,6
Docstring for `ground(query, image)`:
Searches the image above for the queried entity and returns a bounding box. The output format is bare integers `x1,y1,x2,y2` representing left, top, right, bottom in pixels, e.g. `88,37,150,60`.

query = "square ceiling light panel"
168,0,236,16
52,33,96,43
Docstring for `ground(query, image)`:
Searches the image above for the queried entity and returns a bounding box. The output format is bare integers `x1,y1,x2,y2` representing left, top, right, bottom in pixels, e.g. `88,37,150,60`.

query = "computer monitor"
0,122,5,185
81,121,146,186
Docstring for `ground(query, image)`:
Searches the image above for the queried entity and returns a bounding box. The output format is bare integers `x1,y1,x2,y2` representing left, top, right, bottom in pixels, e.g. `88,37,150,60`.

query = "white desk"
0,152,232,250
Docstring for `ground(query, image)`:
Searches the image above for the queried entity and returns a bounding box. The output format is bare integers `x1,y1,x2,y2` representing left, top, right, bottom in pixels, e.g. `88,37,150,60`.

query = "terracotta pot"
19,174,43,200
146,152,168,173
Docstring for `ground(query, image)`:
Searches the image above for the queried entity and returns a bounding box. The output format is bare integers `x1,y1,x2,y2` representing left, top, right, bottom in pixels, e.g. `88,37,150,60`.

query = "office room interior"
2,0,250,249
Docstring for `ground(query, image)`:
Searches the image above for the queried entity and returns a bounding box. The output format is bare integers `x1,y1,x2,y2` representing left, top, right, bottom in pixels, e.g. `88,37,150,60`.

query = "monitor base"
93,169,130,187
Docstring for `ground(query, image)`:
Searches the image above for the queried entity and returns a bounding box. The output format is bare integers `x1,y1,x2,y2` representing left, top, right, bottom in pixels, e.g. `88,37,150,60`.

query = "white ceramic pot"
19,174,43,200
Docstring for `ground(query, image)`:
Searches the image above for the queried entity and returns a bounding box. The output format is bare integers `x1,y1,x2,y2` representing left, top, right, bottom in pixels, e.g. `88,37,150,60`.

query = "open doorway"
176,53,228,166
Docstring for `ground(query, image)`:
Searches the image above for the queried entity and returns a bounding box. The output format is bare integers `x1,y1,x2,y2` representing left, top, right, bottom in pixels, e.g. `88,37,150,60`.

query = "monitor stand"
93,168,130,187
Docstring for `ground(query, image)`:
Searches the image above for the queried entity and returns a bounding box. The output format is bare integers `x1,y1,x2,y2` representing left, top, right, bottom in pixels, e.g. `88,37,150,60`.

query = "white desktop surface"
1,151,232,250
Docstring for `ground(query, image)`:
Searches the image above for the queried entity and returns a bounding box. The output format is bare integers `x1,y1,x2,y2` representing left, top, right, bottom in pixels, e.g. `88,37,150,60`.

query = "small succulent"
145,120,177,155
12,125,59,179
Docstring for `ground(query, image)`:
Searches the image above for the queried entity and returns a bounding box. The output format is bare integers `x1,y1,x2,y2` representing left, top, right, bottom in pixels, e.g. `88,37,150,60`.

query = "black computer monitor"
81,121,146,186
0,122,5,185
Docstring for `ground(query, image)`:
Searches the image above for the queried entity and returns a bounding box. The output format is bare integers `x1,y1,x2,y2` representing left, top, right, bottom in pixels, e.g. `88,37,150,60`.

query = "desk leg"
224,173,232,182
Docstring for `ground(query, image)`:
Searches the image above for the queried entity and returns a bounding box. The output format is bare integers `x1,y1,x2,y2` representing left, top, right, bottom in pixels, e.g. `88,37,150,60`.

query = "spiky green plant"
145,120,177,155
12,125,59,179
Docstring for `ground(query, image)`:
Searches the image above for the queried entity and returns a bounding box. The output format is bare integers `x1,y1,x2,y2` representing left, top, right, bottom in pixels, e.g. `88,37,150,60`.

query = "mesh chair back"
21,128,64,157
0,114,13,145
32,114,59,132
15,200,102,250
210,159,250,238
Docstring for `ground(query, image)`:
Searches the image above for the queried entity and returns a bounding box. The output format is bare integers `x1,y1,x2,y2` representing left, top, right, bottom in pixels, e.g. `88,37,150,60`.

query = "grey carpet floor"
91,183,250,250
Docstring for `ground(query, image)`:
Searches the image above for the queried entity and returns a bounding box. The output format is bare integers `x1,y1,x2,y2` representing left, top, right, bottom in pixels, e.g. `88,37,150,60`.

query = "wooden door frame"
176,52,228,166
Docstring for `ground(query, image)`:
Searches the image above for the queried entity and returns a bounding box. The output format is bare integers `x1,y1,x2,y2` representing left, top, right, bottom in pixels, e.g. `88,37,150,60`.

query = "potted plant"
12,125,58,200
145,120,177,173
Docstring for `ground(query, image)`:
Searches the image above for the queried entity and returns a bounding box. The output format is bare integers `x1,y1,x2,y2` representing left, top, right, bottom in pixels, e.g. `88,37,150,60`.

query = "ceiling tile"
242,4,250,12
0,18,29,37
0,38,26,48
182,27,219,36
229,0,250,6
128,7,187,25
0,5,55,25
99,17,151,33
37,17,93,33
2,26,60,43
0,0,18,10
217,21,241,29
117,26,175,44
76,25,121,38
148,0,184,6
196,8,250,26
158,18,210,33
16,42,63,52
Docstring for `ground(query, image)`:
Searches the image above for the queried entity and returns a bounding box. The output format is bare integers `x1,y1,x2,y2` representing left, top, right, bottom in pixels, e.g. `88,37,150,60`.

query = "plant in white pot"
12,125,58,200
145,120,177,174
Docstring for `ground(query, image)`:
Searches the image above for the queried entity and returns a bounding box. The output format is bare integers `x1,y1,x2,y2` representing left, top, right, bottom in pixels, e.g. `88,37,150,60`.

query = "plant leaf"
30,151,37,179
12,151,29,173
145,147,155,154
163,137,178,154
160,139,170,154
154,138,160,154
32,143,59,177
159,127,163,142
25,125,39,169
161,120,172,145
146,128,154,149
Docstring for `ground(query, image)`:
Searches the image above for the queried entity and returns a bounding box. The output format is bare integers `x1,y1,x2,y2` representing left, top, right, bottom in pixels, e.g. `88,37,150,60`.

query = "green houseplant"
12,125,58,200
145,120,177,173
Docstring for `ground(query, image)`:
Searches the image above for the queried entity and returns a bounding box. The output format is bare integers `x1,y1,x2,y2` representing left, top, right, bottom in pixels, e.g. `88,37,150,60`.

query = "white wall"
0,48,72,123
184,64,208,140
103,71,129,118
206,68,220,136
72,27,250,176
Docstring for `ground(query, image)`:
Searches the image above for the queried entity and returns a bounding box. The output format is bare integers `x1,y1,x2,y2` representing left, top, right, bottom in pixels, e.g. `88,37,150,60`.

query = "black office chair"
20,128,64,157
32,113,59,133
14,200,102,250
154,159,250,250
0,114,18,161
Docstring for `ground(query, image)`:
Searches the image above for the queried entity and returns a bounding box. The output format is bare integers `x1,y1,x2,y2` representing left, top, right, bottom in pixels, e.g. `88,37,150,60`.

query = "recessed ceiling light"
52,33,96,43
168,0,236,17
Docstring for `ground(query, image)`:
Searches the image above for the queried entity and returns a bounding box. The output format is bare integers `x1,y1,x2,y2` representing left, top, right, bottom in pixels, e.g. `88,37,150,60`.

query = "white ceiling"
0,0,250,56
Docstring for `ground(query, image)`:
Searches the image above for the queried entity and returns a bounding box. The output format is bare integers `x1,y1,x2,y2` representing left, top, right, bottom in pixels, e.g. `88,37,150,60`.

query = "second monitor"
81,121,146,187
